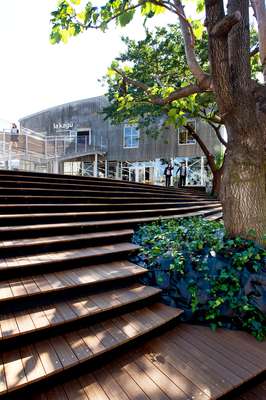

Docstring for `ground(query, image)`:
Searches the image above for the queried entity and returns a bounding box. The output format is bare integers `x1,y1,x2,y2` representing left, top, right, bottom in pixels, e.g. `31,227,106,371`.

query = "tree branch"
227,0,251,91
205,0,234,113
207,121,228,147
112,67,150,92
158,84,207,104
211,11,241,37
84,2,145,29
185,124,217,172
198,110,224,125
173,0,212,90
112,67,210,105
149,0,176,13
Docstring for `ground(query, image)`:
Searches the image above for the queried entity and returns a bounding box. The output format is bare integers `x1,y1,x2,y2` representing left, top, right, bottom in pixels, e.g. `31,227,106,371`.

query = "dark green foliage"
50,1,260,133
101,24,214,130
100,25,259,132
132,218,266,340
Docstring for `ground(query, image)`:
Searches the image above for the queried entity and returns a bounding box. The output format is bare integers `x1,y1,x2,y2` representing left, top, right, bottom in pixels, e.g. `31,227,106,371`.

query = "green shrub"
133,217,266,340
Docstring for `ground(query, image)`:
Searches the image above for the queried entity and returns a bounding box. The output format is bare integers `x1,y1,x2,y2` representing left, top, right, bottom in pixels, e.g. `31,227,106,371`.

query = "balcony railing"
0,129,107,162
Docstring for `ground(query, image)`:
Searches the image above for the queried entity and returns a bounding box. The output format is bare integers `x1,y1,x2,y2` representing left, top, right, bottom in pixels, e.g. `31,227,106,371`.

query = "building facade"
18,95,224,186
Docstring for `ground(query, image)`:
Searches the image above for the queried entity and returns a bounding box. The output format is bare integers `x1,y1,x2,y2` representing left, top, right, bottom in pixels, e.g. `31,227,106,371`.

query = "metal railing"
45,134,107,159
0,129,107,162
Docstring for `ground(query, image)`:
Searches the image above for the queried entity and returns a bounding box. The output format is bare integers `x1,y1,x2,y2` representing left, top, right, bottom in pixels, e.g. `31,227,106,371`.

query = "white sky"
0,0,181,126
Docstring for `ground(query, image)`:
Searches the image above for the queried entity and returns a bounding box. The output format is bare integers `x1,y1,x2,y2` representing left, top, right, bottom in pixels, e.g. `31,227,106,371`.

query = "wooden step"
0,200,219,214
0,194,212,204
0,261,146,305
0,188,206,202
0,186,207,201
0,170,204,194
0,303,183,395
0,229,134,255
0,204,221,226
0,179,195,194
0,170,174,189
0,284,161,343
0,206,222,240
0,243,140,277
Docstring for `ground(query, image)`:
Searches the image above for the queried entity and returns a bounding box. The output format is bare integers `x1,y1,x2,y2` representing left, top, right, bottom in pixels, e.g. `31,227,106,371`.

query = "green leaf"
50,29,62,44
168,108,177,118
61,29,70,43
196,0,204,13
141,2,165,16
77,10,86,22
118,10,135,27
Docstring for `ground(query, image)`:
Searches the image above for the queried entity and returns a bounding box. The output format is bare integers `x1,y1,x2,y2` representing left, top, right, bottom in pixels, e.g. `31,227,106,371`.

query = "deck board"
0,243,140,272
0,304,182,394
182,325,261,376
79,372,110,400
0,261,147,303
0,229,133,250
30,324,266,400
116,355,170,400
0,284,160,341
110,362,151,400
179,326,253,381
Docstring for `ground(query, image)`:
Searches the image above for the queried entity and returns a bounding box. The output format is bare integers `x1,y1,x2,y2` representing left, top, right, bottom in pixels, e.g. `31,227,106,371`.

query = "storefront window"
123,126,140,148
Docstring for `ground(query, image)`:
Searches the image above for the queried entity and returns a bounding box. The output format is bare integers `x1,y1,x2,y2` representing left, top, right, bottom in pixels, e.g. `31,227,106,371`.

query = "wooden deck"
29,323,266,400
0,170,262,400
1,304,182,395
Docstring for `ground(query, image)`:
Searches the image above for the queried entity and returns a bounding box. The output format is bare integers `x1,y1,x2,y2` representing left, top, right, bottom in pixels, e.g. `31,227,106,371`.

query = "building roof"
19,95,107,122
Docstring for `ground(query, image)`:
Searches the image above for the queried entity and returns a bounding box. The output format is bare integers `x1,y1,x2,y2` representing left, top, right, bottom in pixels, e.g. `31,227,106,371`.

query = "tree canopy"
102,24,214,131
101,23,260,131
50,0,266,245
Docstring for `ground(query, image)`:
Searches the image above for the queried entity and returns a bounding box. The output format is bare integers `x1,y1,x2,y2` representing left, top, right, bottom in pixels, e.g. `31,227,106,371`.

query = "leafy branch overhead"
102,24,214,128
102,24,259,132
50,0,212,103
50,0,265,114
50,0,266,244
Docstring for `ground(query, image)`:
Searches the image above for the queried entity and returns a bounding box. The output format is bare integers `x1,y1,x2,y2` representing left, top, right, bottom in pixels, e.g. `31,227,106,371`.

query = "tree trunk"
221,115,266,246
205,0,266,246
212,169,222,198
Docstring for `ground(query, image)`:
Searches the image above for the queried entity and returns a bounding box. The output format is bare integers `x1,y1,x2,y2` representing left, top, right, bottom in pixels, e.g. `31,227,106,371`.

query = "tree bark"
205,0,266,245
174,0,211,89
212,168,222,197
221,112,266,245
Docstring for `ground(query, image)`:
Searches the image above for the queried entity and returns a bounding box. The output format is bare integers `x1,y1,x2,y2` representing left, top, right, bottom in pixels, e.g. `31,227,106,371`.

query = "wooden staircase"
0,170,221,398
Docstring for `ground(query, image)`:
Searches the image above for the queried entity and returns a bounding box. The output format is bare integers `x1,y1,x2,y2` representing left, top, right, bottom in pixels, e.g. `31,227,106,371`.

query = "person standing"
164,162,173,187
9,123,19,150
176,162,187,187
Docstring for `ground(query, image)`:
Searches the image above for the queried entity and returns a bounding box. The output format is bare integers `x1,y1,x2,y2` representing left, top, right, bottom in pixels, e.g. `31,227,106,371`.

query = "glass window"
77,129,91,145
178,121,196,145
179,130,187,144
123,126,140,148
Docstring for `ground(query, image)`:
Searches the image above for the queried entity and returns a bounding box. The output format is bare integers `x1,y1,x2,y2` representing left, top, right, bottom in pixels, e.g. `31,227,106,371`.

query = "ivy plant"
133,217,266,340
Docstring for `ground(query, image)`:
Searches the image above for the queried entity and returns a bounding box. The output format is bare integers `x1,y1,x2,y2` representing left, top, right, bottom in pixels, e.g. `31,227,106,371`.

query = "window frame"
123,125,140,149
178,120,197,145
77,128,92,146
